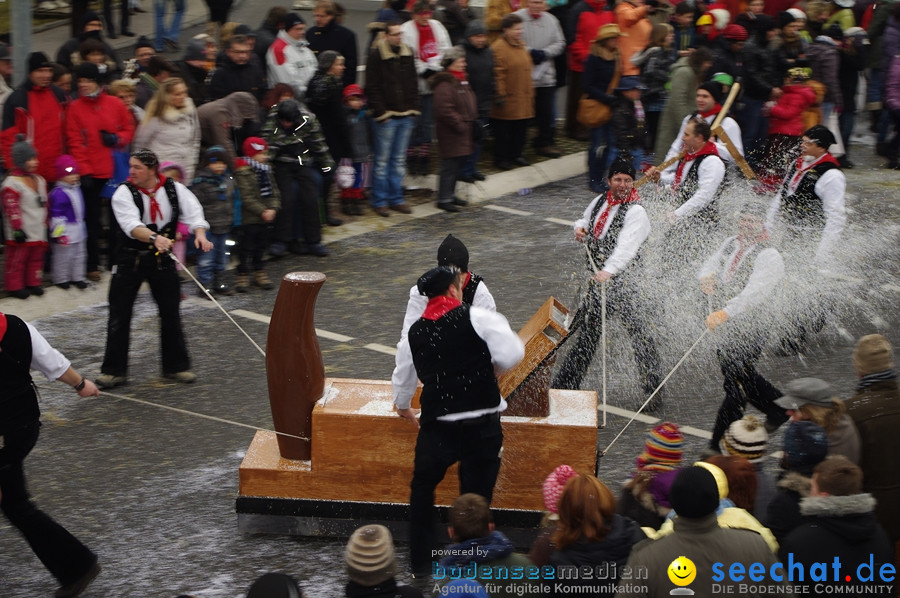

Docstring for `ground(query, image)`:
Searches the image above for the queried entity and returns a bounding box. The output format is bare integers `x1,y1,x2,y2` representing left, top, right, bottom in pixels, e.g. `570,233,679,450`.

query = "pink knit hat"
542,465,577,513
54,154,79,179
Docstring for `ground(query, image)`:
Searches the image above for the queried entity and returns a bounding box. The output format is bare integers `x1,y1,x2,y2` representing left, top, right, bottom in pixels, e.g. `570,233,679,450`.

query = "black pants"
0,422,97,586
273,163,321,246
236,223,270,273
101,251,189,376
710,329,787,449
102,0,129,35
491,118,527,164
81,176,109,273
438,156,465,204
409,413,503,573
533,86,556,149
552,275,662,394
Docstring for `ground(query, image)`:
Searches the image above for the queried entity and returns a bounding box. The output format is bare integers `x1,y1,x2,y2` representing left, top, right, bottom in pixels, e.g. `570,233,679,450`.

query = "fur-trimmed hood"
800,493,877,517
158,98,197,123
777,471,813,497
375,37,413,61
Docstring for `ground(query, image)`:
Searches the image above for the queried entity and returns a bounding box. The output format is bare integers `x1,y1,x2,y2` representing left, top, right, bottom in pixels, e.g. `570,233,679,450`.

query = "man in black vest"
699,202,788,449
552,153,663,408
648,117,726,265
765,125,846,354
0,311,102,597
96,149,214,389
392,266,524,575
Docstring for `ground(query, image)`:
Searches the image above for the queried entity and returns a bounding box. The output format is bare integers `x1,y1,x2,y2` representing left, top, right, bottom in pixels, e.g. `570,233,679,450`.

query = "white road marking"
231,309,355,343
545,217,575,226
484,205,533,216
363,343,398,356
600,404,712,440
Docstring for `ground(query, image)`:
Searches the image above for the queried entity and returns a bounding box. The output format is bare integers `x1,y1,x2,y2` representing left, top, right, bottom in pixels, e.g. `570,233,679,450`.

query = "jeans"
155,0,185,49
412,94,434,148
839,109,856,157
371,116,414,208
588,124,613,192
196,231,228,286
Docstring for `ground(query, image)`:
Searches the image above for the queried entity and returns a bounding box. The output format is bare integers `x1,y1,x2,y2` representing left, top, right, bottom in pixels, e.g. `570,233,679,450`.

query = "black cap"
28,52,53,73
608,152,636,180
804,124,836,149
437,234,469,271
669,466,720,518
282,12,305,30
0,42,10,61
698,80,723,104
75,62,102,83
417,267,459,298
135,36,155,51
234,24,256,37
81,10,103,30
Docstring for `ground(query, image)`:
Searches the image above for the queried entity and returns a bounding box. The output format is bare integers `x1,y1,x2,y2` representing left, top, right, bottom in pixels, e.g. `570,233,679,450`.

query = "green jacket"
233,160,281,226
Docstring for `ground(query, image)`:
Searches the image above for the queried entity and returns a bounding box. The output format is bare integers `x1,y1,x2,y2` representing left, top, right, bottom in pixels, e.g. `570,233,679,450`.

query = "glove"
13,229,26,243
700,274,716,295
420,69,438,80
100,130,119,148
706,310,729,330
57,235,69,245
530,49,546,65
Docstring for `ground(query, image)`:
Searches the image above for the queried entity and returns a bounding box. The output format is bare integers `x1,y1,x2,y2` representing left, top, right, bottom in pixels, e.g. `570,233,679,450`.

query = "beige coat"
489,35,535,121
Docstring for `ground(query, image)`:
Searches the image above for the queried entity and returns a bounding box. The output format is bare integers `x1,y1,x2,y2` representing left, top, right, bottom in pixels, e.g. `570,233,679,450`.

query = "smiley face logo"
668,556,696,587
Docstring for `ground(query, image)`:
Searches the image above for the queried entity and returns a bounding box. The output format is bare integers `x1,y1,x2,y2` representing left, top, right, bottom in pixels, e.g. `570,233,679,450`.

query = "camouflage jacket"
261,105,335,173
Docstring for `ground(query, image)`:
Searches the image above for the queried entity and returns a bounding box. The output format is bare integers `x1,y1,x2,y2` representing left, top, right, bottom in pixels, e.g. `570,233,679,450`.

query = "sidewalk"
27,0,210,58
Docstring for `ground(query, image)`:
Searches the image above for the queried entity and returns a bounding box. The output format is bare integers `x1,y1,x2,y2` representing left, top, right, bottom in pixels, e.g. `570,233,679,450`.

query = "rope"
168,252,267,357
100,389,311,442
599,328,709,458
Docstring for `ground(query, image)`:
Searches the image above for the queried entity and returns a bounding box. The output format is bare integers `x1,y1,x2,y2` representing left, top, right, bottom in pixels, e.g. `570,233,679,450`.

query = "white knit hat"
345,525,398,587
719,414,768,463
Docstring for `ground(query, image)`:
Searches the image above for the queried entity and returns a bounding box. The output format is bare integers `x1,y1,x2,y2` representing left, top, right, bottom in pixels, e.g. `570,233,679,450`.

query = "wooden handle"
711,81,741,131
634,151,684,188
712,125,756,180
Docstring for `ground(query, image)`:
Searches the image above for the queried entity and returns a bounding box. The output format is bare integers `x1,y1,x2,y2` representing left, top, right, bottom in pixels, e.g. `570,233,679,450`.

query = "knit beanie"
281,12,305,30
786,8,806,21
441,45,466,70
28,52,52,73
608,152,636,180
344,525,398,587
242,136,269,158
136,36,155,52
202,145,227,167
437,234,469,271
465,20,487,37
698,81,724,104
722,24,748,41
720,414,768,462
777,11,796,29
669,466,719,518
542,465,578,513
246,572,303,598
159,161,186,182
183,39,206,62
343,84,365,102
783,421,828,475
853,334,894,375
75,62,102,83
12,134,37,169
804,124,836,149
636,422,684,472
81,10,103,31
54,154,80,179
417,266,458,298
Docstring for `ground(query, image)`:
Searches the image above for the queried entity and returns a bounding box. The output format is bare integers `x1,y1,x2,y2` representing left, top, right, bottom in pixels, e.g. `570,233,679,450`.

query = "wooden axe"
713,125,756,180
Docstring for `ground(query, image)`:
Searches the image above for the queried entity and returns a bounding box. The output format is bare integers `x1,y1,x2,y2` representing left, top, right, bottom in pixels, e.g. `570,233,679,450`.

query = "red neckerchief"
450,69,467,82
698,103,721,119
674,140,719,190
422,295,462,320
461,271,472,291
0,312,6,342
593,188,640,238
129,175,167,223
726,229,769,280
787,152,840,194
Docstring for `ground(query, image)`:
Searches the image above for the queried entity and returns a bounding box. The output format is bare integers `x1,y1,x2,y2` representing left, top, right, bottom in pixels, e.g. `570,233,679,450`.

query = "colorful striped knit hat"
636,422,684,471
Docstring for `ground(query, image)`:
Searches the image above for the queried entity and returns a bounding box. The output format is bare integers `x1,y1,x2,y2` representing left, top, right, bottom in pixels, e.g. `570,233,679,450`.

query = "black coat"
209,55,266,101
463,38,495,118
778,494,895,595
307,20,359,88
307,71,350,161
742,39,779,100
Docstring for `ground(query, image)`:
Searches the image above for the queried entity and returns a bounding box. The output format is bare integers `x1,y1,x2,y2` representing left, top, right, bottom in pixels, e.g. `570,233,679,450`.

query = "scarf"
856,370,898,391
698,103,722,119
246,157,274,198
593,188,640,238
450,69,467,82
674,140,718,190
726,230,769,281
422,295,462,320
786,152,841,195
417,21,439,64
130,175,166,223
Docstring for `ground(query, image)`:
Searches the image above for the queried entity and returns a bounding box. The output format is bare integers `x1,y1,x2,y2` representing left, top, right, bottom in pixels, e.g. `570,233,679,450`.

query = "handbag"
577,60,622,128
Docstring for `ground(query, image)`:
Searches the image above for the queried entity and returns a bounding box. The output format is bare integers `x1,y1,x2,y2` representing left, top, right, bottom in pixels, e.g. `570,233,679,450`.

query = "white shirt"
575,195,651,276
663,114,743,166
399,277,496,340
659,154,725,220
698,237,785,319
765,155,846,264
392,305,524,414
27,322,72,381
112,177,210,238
401,18,453,95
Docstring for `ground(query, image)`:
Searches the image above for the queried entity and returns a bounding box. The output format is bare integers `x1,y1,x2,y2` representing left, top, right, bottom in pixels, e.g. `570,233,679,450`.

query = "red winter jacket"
569,0,615,72
64,91,135,179
1,83,67,182
767,84,817,136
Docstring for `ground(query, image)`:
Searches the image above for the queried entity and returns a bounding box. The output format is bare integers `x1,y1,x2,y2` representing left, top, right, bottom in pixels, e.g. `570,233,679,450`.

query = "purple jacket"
48,183,86,244
886,55,900,111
